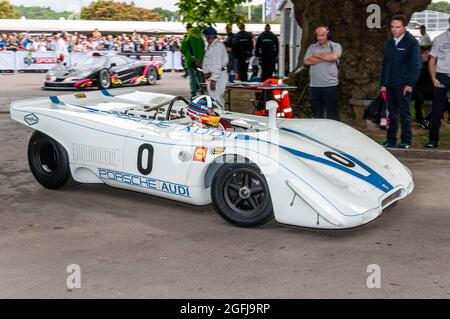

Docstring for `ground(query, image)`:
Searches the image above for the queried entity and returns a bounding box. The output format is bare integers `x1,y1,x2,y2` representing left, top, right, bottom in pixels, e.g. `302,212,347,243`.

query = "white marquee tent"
0,19,280,35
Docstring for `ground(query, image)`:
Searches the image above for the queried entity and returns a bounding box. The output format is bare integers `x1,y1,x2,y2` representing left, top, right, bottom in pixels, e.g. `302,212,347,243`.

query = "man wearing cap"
202,27,229,107
180,23,206,98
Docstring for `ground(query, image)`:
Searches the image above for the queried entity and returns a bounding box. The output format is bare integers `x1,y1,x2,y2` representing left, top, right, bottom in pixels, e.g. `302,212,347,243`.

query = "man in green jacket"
180,24,206,98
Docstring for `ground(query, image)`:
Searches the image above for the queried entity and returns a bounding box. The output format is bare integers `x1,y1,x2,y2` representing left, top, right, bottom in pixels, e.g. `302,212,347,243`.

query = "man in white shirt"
54,33,68,63
426,18,450,148
202,27,229,107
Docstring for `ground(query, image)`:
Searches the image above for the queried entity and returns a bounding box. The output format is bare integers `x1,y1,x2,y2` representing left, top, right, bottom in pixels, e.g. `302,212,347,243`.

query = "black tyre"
146,66,157,85
211,163,274,227
28,131,71,189
97,69,111,89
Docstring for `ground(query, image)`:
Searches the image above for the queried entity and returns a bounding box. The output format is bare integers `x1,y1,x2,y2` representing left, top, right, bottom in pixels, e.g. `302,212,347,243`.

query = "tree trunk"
288,0,431,115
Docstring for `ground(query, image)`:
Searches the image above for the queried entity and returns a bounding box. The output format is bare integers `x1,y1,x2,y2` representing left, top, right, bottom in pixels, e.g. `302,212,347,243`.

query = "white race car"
10,88,414,229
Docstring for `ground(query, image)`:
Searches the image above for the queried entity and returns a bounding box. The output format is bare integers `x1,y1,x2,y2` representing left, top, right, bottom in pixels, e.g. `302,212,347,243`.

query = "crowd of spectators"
0,29,183,53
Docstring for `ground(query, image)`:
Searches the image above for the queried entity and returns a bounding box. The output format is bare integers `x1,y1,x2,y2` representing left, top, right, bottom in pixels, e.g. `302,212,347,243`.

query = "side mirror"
110,63,117,68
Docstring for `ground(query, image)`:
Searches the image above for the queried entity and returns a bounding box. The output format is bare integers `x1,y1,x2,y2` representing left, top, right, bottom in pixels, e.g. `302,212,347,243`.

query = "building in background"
265,0,282,21
409,10,450,40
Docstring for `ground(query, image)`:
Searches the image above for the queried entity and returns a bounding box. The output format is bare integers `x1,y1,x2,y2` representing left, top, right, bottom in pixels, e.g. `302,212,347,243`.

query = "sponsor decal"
75,93,87,99
193,147,208,162
179,125,236,139
24,57,57,64
99,169,190,198
24,113,39,126
210,147,226,155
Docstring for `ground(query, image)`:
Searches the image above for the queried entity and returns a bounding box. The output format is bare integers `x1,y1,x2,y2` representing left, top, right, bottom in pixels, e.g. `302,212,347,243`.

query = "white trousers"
207,71,228,108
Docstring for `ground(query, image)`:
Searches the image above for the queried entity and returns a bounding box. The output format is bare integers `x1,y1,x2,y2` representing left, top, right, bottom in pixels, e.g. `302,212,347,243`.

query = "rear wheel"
146,66,157,85
28,131,72,189
211,163,274,227
97,69,111,89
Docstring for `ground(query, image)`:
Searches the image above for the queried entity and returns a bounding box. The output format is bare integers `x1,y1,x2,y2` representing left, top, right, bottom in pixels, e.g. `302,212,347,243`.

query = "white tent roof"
0,19,280,35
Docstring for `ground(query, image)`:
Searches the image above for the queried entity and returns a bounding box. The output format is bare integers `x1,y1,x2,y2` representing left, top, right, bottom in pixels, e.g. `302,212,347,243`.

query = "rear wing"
120,51,167,65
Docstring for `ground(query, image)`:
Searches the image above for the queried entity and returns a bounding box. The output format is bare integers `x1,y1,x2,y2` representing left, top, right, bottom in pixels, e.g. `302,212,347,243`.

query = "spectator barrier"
0,51,16,72
15,51,58,71
0,51,185,72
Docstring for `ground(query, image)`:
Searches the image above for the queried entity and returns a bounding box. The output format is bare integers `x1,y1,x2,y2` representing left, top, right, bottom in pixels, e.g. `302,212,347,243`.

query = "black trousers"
261,58,275,82
412,90,433,124
429,73,450,144
386,86,413,145
309,86,340,121
237,58,249,82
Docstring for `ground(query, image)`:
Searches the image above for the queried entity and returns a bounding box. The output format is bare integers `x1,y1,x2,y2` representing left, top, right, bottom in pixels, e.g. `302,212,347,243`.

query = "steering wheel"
165,96,191,121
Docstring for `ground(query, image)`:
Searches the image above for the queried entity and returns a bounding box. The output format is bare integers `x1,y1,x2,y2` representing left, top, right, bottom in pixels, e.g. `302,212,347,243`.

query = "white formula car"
10,88,414,229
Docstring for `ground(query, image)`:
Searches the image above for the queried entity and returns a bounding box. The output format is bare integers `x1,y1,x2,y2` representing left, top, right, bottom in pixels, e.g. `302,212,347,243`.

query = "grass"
227,91,450,150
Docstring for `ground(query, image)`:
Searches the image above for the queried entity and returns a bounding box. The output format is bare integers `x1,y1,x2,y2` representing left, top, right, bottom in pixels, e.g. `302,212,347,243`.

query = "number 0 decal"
324,151,356,168
137,144,154,175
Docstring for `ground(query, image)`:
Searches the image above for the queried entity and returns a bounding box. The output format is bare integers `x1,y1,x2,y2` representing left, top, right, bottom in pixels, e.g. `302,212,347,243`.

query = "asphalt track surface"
0,72,449,298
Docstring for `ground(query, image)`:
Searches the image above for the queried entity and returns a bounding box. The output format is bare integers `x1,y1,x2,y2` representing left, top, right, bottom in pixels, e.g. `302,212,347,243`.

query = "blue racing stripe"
49,96,64,105
235,133,393,193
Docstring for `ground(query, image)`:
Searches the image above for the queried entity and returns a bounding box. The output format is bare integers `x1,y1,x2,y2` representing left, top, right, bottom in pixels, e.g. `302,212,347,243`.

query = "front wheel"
146,66,157,85
28,131,72,189
211,163,274,227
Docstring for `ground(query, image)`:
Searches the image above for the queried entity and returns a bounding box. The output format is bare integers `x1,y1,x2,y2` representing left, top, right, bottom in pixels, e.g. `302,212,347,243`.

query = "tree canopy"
177,0,247,27
0,0,19,19
427,1,450,14
152,7,180,22
80,0,160,21
14,5,72,19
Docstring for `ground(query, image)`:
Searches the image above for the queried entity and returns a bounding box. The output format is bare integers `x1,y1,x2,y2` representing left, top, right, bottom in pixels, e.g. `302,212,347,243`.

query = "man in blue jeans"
426,19,450,148
380,15,422,149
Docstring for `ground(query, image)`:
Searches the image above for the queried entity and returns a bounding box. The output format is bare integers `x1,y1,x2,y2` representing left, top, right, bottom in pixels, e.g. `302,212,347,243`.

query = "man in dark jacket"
380,15,422,149
412,46,434,128
256,24,279,81
233,24,253,82
224,25,237,77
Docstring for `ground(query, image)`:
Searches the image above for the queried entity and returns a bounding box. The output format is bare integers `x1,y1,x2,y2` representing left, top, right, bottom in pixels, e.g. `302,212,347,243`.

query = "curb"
388,149,450,161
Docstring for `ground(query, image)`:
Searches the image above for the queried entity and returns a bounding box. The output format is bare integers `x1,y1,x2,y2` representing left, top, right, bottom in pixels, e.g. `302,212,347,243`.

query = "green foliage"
177,0,247,27
427,1,450,14
235,4,280,24
14,5,72,19
81,0,160,21
0,0,19,19
152,7,180,22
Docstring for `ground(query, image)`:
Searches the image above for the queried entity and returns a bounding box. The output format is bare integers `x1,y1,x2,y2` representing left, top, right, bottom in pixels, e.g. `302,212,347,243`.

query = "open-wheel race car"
10,88,414,229
43,52,164,90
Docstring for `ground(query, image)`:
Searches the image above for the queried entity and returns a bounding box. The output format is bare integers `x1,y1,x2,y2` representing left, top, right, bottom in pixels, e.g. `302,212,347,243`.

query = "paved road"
0,72,190,113
1,73,450,299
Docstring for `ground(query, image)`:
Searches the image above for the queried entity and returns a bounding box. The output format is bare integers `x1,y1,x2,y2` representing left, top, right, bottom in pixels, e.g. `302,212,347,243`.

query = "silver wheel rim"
100,70,111,88
148,68,156,83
